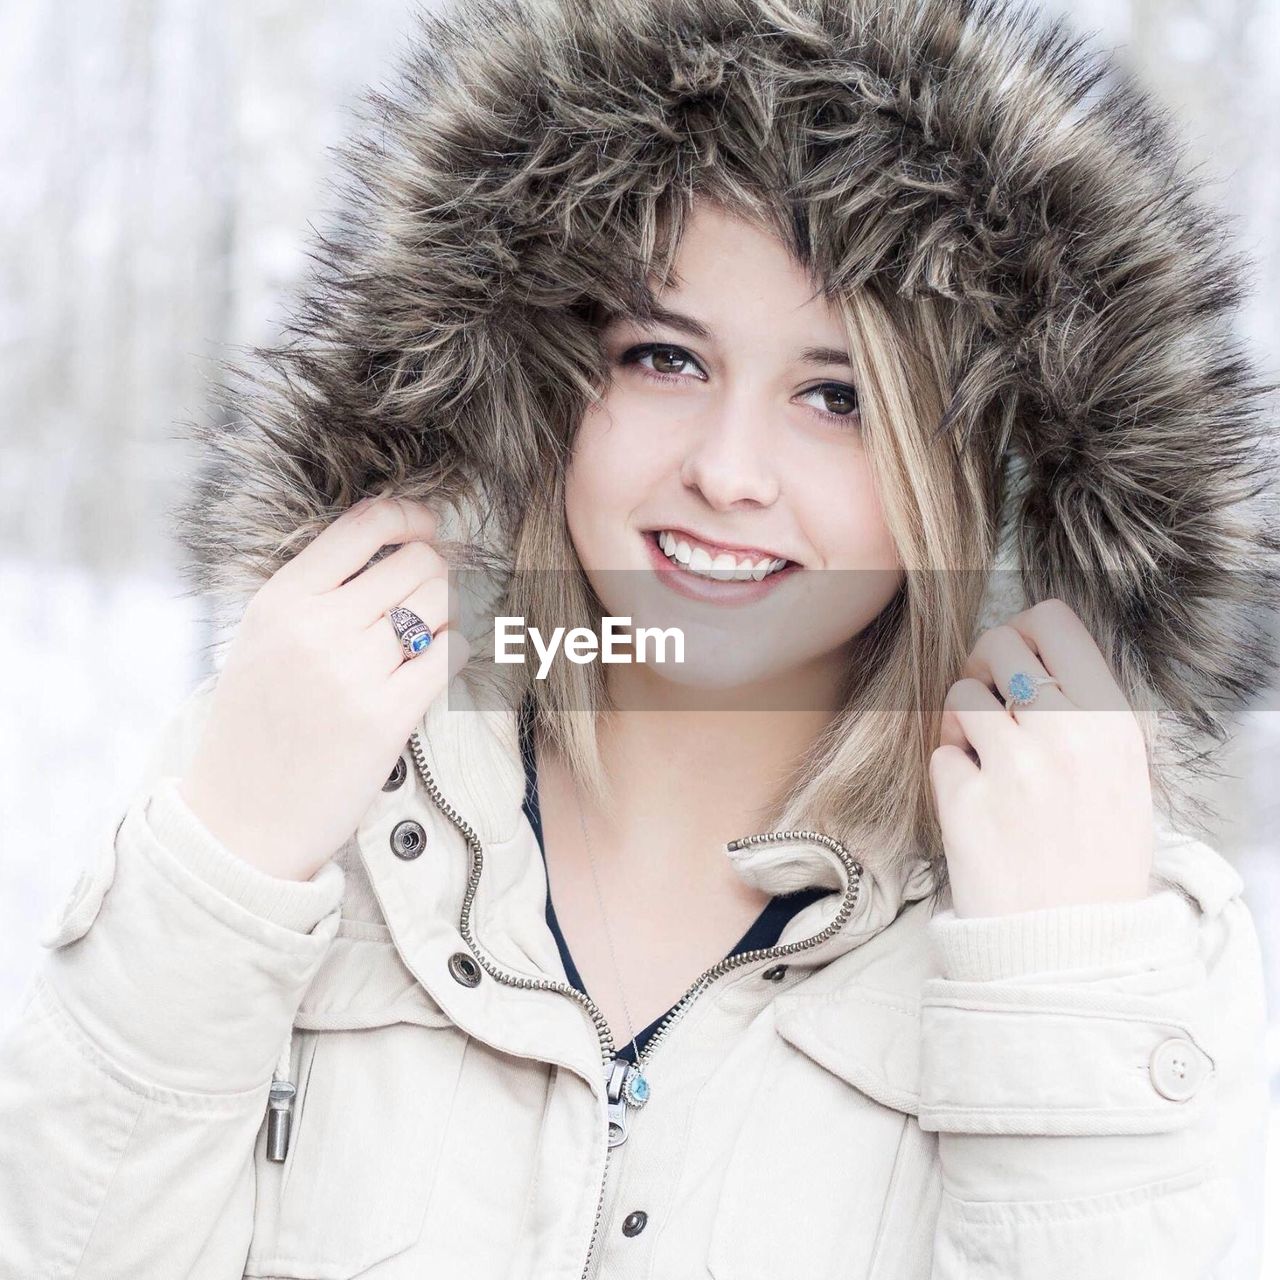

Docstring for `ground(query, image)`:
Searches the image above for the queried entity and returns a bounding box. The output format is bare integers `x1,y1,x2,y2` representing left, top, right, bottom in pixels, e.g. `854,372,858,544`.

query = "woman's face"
565,200,905,704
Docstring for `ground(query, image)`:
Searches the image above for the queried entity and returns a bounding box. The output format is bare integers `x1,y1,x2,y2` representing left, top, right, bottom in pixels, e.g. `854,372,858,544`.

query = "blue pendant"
622,1064,650,1108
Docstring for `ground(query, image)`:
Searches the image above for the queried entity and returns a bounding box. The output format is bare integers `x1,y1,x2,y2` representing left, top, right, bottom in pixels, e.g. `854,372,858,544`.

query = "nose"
679,390,780,510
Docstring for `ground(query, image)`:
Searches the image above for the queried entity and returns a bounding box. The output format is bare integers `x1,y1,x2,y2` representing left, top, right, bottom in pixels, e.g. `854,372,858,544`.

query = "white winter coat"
0,670,1269,1278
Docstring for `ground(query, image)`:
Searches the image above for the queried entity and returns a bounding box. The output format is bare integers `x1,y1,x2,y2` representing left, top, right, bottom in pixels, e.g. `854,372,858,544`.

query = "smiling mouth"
647,529,794,582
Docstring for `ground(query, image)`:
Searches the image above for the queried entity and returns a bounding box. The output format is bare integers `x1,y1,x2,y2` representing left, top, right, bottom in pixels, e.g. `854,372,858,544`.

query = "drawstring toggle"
266,1079,297,1163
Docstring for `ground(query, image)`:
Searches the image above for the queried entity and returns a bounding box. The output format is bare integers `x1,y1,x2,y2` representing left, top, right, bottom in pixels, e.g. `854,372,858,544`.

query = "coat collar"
350,678,941,1114
413,676,941,966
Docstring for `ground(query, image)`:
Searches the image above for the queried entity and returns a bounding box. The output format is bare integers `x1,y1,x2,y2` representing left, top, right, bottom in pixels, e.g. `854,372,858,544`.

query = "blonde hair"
488,183,1000,902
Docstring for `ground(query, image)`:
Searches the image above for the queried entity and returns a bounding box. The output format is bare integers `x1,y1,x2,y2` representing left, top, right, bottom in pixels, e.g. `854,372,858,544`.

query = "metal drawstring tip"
266,1079,297,1163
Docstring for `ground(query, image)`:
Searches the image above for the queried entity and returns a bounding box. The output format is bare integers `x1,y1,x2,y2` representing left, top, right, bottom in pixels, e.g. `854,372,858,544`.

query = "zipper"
406,726,865,1280
632,829,864,1070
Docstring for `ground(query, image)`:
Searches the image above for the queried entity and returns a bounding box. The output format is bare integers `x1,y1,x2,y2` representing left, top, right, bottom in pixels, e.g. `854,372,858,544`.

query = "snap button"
761,964,789,982
448,951,482,987
1149,1036,1210,1102
390,819,427,860
383,756,408,791
621,1209,648,1237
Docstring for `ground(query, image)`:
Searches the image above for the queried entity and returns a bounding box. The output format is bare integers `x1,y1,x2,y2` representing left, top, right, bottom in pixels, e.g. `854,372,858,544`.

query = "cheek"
804,451,900,570
566,406,625,522
566,397,673,520
564,403,650,565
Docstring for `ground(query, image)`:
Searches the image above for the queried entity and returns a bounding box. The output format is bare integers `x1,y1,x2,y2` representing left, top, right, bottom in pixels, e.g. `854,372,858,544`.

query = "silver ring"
1004,670,1060,711
387,606,434,661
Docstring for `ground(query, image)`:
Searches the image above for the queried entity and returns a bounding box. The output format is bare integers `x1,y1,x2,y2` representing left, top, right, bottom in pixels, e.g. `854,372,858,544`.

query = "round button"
1149,1036,1210,1102
761,964,789,982
383,756,408,791
448,951,482,987
390,819,427,860
621,1210,648,1237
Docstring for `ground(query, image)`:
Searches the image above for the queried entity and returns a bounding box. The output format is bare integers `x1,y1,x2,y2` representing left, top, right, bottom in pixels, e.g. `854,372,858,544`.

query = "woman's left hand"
929,597,1155,919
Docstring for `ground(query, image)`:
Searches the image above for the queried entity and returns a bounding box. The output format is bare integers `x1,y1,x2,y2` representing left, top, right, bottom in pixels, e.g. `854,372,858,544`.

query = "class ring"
386,606,434,661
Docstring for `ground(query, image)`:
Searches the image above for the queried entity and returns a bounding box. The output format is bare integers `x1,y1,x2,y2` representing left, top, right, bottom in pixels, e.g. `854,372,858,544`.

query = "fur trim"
173,0,1280,836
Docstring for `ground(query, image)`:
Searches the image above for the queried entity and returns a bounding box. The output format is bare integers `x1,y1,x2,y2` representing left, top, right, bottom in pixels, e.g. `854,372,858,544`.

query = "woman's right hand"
177,496,470,882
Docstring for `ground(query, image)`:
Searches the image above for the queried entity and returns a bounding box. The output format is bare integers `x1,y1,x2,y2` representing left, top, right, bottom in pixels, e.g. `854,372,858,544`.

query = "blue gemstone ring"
387,605,434,661
1004,670,1061,712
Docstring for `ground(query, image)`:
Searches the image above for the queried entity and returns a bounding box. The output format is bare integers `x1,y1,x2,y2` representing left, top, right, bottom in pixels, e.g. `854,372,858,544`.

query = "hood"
176,0,1280,848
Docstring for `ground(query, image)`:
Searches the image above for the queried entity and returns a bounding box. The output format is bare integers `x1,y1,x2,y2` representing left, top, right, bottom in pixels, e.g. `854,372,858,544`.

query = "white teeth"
653,531,788,581
710,552,738,580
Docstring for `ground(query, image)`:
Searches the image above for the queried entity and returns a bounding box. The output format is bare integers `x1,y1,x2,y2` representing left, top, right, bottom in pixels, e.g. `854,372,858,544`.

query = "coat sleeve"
916,826,1271,1280
0,673,347,1278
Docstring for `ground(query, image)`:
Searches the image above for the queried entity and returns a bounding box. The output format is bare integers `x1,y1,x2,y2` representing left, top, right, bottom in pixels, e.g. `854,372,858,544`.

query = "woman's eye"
618,343,860,426
619,343,705,381
802,384,860,424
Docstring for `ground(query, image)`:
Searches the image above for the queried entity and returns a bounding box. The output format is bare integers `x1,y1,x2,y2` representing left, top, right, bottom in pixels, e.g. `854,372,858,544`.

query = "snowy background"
2,0,1278,1264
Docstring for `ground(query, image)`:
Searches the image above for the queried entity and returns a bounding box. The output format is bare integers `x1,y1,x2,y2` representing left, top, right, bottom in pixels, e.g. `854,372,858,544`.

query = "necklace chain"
570,779,642,1066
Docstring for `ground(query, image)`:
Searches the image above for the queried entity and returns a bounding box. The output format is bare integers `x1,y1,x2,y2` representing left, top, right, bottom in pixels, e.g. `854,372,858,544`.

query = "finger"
369,576,453,674
338,538,449,625
388,624,472,710
944,677,1018,764
938,704,977,761
963,623,1072,722
1003,598,1129,712
929,742,978,810
280,497,440,597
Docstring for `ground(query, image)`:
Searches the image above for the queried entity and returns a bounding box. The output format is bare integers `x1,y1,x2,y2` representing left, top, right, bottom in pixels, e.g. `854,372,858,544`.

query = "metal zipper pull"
266,1080,296,1162
606,1059,630,1147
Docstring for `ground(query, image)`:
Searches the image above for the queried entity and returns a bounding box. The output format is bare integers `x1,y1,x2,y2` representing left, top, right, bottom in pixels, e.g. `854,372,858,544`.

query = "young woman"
4,0,1276,1276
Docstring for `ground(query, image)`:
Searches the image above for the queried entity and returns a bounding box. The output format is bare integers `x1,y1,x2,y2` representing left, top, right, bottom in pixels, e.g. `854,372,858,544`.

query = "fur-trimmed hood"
176,0,1280,837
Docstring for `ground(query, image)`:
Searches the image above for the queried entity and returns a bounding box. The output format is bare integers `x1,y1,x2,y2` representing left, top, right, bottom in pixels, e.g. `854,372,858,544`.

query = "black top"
517,697,829,1064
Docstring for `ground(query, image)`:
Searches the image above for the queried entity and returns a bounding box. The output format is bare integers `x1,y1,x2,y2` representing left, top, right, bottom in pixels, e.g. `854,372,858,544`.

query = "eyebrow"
621,304,856,371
